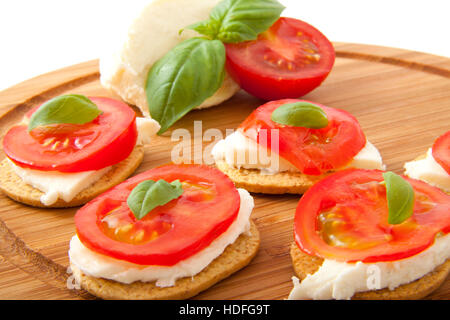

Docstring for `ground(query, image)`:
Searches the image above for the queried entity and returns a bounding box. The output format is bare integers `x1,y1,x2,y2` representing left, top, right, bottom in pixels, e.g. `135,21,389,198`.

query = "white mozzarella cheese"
212,130,385,174
404,148,450,192
100,0,240,117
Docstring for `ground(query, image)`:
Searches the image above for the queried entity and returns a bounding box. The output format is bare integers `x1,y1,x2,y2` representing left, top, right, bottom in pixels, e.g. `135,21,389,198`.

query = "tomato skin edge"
239,99,366,175
432,130,450,175
225,17,336,101
225,55,334,101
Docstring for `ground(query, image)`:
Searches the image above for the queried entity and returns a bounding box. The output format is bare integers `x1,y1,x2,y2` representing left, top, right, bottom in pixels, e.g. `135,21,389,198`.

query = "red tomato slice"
239,99,366,175
3,97,137,173
225,17,335,101
294,169,450,263
432,130,450,175
75,164,241,266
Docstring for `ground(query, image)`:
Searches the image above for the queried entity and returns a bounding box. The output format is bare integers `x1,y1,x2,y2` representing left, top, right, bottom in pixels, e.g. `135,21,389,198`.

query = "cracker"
71,221,260,300
0,146,144,208
290,242,450,300
215,161,327,194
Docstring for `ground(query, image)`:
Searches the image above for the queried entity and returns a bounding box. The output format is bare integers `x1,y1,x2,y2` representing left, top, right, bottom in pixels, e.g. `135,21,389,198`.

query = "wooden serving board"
0,43,449,300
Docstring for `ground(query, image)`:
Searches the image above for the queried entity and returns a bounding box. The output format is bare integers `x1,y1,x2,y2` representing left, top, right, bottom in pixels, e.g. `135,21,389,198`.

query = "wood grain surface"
0,43,449,300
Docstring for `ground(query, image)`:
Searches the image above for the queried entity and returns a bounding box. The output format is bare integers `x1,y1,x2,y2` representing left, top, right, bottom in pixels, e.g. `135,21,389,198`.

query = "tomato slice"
432,130,450,175
3,97,137,173
225,17,335,101
75,164,241,266
294,169,450,263
239,99,366,175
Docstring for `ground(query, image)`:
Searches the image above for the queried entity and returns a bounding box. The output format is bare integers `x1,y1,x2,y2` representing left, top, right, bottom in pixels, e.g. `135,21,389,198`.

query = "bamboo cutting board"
0,43,449,300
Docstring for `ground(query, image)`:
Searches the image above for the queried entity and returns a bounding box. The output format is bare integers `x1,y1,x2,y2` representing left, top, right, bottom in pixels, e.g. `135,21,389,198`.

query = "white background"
0,0,449,91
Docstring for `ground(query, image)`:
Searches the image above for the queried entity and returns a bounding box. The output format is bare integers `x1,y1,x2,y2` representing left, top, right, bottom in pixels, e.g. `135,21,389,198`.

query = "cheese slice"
404,148,450,192
9,160,111,206
212,130,385,174
100,0,240,117
348,140,385,171
136,117,160,145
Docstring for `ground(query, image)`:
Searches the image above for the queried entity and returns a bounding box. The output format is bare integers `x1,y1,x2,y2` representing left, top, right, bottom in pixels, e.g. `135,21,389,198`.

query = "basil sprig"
382,172,415,225
28,94,102,131
187,0,285,43
146,38,226,134
127,179,184,220
271,102,329,129
146,0,285,134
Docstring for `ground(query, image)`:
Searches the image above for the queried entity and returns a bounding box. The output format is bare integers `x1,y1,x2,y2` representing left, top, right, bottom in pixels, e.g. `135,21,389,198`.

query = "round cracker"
0,146,144,208
215,161,327,194
71,221,260,300
290,242,450,300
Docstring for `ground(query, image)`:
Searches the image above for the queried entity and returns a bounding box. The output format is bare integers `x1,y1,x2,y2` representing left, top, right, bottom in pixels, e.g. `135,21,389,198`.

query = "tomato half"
239,99,366,175
225,17,335,101
432,130,450,175
3,97,137,173
294,169,450,263
75,164,241,266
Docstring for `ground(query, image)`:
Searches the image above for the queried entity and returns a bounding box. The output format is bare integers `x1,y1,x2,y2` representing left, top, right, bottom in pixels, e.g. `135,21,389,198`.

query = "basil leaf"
188,0,285,43
183,20,220,40
127,179,184,220
146,38,225,134
382,172,415,225
28,94,102,131
271,102,329,129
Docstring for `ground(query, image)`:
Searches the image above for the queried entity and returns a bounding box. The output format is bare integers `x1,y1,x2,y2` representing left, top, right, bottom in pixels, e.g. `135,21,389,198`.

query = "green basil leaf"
28,94,102,131
183,20,220,40
382,171,415,225
271,102,329,129
188,0,285,43
127,179,184,220
146,38,225,134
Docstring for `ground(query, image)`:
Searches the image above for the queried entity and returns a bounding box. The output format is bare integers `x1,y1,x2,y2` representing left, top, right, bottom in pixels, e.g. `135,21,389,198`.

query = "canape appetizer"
288,169,450,300
0,95,159,207
69,164,260,299
212,99,385,194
